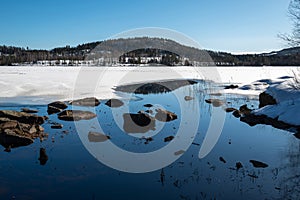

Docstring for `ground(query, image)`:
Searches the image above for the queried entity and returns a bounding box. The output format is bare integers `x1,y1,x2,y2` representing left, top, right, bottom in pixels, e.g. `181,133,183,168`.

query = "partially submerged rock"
225,108,237,113
236,162,243,170
144,104,153,108
21,108,38,113
155,109,177,122
47,101,68,115
0,110,47,150
51,123,63,129
249,160,269,168
0,110,45,124
184,96,194,101
58,110,97,121
70,97,100,107
88,131,110,142
219,157,226,163
123,113,155,133
205,99,224,107
259,92,277,108
174,150,185,156
164,136,174,142
114,79,198,94
105,99,124,108
224,84,239,89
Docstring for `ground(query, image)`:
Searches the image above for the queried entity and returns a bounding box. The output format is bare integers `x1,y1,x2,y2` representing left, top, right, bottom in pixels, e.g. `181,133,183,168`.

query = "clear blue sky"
0,0,292,53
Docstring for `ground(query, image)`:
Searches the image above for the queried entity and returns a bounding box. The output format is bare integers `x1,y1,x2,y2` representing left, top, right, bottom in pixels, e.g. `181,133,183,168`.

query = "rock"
21,108,38,113
164,136,174,142
114,79,198,94
249,160,269,168
219,157,226,163
51,124,63,129
0,121,18,129
225,108,237,113
259,92,277,108
143,137,153,144
47,101,68,114
71,97,100,107
0,129,34,148
184,96,194,101
236,162,243,170
155,109,177,122
0,110,45,124
224,84,239,89
58,110,97,121
38,148,48,165
144,104,153,108
88,132,110,142
205,99,224,107
232,110,241,118
123,113,155,133
105,99,124,108
239,104,253,116
174,150,185,156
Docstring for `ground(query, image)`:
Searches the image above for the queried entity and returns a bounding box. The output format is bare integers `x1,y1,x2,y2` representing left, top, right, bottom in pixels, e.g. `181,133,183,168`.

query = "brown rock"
88,132,110,142
205,99,224,107
70,97,100,107
51,124,63,129
225,108,237,113
105,99,124,108
21,108,38,113
58,110,97,121
232,110,241,118
0,110,45,124
259,92,277,108
155,109,177,122
184,96,194,101
47,101,68,114
239,104,253,115
123,113,155,133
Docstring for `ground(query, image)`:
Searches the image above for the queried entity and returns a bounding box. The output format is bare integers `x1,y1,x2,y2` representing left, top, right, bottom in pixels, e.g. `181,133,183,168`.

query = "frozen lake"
0,66,297,104
0,66,299,199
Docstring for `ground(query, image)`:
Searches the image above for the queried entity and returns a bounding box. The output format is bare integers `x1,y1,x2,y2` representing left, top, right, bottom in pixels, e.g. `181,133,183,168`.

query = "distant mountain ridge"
0,37,299,66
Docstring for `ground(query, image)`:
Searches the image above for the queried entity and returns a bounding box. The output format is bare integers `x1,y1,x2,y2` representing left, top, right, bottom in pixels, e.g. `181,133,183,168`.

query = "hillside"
0,38,299,66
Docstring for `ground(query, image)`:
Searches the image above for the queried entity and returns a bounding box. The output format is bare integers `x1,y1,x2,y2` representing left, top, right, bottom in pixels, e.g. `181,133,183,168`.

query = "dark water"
0,80,299,200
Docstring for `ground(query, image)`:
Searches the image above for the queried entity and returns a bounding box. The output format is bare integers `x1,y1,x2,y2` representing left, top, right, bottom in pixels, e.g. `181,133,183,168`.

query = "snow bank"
253,77,300,126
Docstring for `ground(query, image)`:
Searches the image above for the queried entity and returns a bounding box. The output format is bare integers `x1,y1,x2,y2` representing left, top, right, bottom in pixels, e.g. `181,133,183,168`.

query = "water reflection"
0,80,299,199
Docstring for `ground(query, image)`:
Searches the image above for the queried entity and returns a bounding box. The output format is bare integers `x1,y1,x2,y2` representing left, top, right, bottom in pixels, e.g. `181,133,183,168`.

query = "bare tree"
280,0,300,46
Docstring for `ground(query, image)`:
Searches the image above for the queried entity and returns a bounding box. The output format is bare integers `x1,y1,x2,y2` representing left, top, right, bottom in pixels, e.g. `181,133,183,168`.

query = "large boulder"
123,113,155,133
0,110,45,124
58,110,97,121
70,97,100,107
0,110,48,150
259,92,277,108
155,109,178,122
47,101,68,115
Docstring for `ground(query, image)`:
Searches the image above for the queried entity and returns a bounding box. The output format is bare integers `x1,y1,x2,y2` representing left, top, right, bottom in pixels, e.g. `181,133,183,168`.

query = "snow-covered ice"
0,66,298,105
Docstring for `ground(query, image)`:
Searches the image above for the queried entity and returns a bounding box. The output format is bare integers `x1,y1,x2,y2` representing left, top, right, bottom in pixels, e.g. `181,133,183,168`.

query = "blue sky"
0,0,292,53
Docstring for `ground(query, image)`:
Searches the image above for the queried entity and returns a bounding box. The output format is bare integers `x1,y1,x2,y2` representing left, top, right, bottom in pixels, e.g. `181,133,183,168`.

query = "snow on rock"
253,77,300,126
